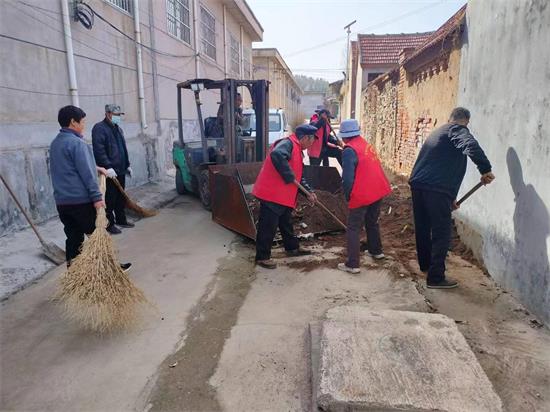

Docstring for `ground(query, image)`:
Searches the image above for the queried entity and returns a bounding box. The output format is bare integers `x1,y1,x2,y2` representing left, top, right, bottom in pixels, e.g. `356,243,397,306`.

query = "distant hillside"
295,75,329,93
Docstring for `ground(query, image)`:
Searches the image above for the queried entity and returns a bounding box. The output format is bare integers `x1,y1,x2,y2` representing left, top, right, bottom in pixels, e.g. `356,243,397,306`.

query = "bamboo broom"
109,176,157,218
56,174,148,333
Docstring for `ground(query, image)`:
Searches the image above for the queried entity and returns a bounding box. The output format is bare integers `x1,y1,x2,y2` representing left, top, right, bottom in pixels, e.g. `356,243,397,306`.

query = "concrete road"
0,196,235,411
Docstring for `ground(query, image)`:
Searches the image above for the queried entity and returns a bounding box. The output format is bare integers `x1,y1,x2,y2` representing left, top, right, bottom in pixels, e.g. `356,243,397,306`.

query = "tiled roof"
358,32,433,66
405,5,467,63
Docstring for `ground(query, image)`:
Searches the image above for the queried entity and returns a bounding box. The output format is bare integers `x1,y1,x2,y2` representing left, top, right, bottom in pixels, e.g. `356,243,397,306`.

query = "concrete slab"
314,307,503,412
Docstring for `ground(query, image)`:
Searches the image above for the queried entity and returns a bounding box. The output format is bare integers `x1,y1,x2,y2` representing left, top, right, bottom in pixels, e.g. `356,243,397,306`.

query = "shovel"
456,182,484,207
1,174,65,265
295,182,347,230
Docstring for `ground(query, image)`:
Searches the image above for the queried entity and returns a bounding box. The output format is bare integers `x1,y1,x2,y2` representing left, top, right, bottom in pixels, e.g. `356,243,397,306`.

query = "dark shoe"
107,225,122,235
120,262,132,273
256,259,277,269
427,277,458,289
117,221,135,228
286,248,312,257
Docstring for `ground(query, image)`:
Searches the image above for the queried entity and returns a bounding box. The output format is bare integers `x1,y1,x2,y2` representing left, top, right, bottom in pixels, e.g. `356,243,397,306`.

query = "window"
167,0,191,44
200,6,216,60
230,34,240,75
243,48,251,79
367,72,383,82
106,0,132,14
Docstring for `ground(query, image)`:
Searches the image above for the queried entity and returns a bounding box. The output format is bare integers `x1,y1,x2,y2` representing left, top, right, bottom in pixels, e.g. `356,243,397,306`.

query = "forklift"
172,78,269,210
173,78,342,240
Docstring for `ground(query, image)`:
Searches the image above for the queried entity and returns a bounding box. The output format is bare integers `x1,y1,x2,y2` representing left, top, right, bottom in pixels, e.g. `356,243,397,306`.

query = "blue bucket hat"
338,119,361,139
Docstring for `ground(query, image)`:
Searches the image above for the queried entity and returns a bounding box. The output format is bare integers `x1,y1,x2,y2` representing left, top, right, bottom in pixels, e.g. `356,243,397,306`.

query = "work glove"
127,167,133,178
106,168,117,178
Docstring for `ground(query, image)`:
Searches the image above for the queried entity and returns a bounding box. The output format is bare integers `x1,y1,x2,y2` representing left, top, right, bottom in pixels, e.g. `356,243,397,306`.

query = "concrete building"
455,0,550,325
252,48,303,125
300,92,326,121
0,0,262,236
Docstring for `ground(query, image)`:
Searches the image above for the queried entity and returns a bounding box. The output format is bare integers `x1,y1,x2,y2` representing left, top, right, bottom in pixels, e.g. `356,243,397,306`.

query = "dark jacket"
49,128,102,205
91,119,130,174
409,123,492,199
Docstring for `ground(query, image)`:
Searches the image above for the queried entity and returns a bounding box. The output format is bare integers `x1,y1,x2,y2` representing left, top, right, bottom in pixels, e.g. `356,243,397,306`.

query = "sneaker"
366,250,385,260
107,225,122,235
337,263,361,274
117,221,135,228
427,277,458,289
286,248,312,257
256,259,277,269
120,262,132,273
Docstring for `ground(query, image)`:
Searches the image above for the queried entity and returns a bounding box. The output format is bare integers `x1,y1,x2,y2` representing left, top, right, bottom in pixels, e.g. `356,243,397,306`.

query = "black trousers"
310,147,343,167
57,203,97,263
105,174,127,226
411,189,452,283
255,202,299,261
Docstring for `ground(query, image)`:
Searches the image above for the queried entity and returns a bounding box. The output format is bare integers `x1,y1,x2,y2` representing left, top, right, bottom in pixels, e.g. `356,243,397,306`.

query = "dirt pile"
247,190,348,235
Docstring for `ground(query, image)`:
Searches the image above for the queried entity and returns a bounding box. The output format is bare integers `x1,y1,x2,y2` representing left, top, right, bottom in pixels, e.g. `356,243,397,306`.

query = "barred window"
167,0,191,44
243,48,251,78
106,0,132,14
230,34,240,75
200,6,216,60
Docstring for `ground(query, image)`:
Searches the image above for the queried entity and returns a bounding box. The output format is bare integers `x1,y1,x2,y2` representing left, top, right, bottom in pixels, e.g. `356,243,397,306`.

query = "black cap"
296,124,318,139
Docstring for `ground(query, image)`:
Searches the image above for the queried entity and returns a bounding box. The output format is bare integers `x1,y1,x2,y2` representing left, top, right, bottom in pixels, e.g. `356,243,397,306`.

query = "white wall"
456,0,550,324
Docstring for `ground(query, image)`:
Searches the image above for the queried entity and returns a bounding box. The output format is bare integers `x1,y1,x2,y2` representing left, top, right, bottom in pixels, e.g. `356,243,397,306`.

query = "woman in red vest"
337,119,392,274
253,124,319,269
308,109,343,167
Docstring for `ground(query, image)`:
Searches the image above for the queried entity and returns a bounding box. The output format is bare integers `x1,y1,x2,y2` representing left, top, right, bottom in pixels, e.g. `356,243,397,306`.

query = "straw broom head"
109,176,157,217
56,175,148,333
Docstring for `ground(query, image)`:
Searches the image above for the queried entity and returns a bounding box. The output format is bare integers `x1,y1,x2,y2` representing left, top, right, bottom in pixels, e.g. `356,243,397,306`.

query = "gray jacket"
49,128,102,205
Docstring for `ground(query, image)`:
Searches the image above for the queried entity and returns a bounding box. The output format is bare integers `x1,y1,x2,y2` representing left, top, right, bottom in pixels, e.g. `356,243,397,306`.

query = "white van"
242,108,290,144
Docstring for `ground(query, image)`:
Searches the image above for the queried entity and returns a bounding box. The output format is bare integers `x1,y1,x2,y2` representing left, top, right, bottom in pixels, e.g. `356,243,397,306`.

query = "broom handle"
295,182,347,230
0,173,46,244
96,174,108,228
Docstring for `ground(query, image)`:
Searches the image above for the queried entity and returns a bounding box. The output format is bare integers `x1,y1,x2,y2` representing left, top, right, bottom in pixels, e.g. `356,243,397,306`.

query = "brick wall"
362,43,462,176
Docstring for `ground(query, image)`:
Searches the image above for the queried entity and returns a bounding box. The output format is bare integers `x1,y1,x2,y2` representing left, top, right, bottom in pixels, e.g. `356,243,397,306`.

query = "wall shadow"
507,147,550,322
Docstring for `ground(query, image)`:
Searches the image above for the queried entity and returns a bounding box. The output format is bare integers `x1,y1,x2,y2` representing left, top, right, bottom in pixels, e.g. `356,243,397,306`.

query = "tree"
295,75,329,93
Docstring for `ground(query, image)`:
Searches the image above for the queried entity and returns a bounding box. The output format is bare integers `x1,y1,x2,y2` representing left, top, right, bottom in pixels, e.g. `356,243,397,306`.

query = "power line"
283,0,445,58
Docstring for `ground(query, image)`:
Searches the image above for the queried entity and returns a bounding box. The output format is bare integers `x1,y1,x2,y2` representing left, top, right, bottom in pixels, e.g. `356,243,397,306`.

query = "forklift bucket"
209,164,342,240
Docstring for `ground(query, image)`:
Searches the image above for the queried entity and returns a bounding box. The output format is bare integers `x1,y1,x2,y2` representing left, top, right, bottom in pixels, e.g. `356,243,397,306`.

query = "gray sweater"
49,128,102,205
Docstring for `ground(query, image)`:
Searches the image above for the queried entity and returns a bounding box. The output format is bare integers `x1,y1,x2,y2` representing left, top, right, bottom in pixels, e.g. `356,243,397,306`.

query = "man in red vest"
308,109,343,167
337,119,392,274
253,124,319,269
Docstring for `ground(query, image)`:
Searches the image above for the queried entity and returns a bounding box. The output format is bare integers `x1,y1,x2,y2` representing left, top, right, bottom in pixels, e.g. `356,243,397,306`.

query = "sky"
247,0,467,82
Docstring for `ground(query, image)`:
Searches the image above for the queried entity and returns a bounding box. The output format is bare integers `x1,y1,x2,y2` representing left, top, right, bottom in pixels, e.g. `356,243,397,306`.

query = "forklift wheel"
175,168,186,195
198,169,211,210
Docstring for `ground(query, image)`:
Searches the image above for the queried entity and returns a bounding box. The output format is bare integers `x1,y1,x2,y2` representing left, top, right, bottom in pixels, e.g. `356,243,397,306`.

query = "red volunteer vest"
307,116,330,158
346,136,392,209
253,134,303,208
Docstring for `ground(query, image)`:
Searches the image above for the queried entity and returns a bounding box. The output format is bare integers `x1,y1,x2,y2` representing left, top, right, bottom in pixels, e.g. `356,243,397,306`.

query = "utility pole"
344,20,356,81
344,20,356,119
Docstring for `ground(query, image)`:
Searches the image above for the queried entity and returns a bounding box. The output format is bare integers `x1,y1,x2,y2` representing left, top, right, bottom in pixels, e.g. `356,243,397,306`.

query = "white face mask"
111,115,121,125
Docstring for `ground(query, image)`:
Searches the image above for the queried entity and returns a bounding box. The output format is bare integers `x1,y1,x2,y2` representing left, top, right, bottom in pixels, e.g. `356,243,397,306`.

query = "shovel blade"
42,242,66,265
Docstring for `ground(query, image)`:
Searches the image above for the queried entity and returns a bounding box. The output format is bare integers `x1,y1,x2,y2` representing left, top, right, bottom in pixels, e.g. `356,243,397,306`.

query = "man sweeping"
337,119,392,274
49,105,131,272
253,124,319,269
92,104,133,235
409,107,495,289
